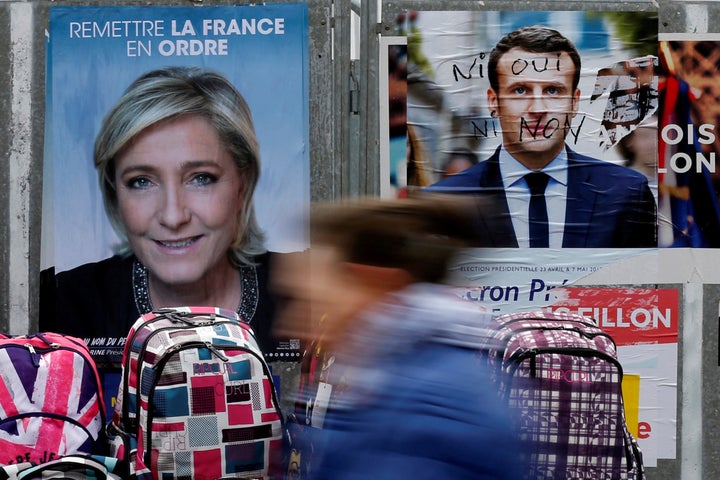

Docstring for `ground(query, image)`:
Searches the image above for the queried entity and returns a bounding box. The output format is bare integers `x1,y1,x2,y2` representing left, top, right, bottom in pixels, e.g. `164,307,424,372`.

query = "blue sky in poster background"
44,4,309,272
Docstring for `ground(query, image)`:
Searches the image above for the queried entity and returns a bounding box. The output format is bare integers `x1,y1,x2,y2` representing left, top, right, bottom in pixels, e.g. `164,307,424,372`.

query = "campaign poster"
445,254,677,466
403,10,659,250
547,287,678,467
656,37,720,247
379,35,408,198
43,4,309,384
445,248,656,313
45,4,309,270
447,249,680,466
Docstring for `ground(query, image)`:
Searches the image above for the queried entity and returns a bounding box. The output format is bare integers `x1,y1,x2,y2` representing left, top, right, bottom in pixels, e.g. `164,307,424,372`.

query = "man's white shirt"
499,146,569,248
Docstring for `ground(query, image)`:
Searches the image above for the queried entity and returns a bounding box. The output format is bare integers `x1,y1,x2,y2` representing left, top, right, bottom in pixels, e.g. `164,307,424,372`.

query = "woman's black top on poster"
39,252,282,370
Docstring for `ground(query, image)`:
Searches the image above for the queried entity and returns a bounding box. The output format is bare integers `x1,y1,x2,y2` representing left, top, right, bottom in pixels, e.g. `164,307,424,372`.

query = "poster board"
43,4,310,274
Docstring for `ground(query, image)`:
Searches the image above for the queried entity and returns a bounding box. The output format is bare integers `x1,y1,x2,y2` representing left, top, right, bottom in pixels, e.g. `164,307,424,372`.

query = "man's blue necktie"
525,172,550,248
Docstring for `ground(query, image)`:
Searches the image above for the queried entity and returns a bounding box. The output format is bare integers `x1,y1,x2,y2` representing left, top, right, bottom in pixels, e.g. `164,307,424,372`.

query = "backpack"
0,454,124,479
0,332,105,466
285,336,346,480
484,310,645,480
106,306,284,480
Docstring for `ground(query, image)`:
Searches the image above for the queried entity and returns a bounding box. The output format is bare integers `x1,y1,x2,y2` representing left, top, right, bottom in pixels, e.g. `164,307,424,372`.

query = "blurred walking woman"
41,66,279,372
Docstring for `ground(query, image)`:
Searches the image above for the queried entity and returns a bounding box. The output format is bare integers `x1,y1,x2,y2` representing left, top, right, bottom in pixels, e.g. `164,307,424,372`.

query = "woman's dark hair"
311,195,478,283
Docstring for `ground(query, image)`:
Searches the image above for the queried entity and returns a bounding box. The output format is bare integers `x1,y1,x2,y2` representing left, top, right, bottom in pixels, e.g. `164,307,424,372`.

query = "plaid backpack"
107,306,284,480
0,332,105,466
485,310,645,480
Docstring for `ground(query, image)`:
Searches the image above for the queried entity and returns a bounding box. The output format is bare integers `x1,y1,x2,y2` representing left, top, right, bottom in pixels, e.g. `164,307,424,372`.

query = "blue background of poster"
44,4,309,272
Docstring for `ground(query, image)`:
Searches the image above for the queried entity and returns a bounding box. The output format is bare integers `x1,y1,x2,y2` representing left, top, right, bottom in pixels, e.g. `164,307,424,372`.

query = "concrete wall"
2,2,44,334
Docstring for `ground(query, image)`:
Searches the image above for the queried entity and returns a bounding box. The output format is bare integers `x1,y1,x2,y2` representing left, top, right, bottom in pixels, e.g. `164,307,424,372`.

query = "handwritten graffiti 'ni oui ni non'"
471,114,586,144
452,52,563,82
452,53,720,175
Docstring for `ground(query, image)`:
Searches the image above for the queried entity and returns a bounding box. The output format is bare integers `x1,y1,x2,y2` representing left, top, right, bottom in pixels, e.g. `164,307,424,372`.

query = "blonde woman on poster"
41,67,283,366
40,6,309,411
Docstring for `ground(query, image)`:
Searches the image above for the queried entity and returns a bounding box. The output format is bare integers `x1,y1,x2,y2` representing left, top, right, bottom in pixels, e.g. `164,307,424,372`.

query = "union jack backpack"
107,306,284,480
0,332,106,466
484,310,645,480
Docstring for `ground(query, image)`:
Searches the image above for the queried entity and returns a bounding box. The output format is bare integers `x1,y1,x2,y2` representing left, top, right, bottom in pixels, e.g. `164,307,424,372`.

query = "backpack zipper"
0,412,96,447
123,315,239,430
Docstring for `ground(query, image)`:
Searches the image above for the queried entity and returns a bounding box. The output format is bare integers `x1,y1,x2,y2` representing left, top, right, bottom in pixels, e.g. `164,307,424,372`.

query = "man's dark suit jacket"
426,146,657,248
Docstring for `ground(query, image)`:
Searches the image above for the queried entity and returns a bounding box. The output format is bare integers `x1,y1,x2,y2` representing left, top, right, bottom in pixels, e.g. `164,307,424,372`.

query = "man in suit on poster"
427,25,657,248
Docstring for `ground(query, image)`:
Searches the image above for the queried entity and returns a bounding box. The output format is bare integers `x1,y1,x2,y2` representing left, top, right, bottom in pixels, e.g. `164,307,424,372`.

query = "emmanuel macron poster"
404,10,659,250
401,10,675,468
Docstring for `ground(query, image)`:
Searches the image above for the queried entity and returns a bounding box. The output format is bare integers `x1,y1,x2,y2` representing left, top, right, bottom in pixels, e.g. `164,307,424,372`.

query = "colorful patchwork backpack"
107,306,284,480
484,310,645,480
0,332,106,466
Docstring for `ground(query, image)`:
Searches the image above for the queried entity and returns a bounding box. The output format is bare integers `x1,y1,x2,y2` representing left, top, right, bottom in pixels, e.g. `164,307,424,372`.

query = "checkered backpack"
106,306,284,480
0,332,105,466
485,311,645,480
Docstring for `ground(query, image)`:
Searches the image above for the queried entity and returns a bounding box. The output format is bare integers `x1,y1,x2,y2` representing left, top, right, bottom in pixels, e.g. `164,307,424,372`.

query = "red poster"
548,288,679,345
